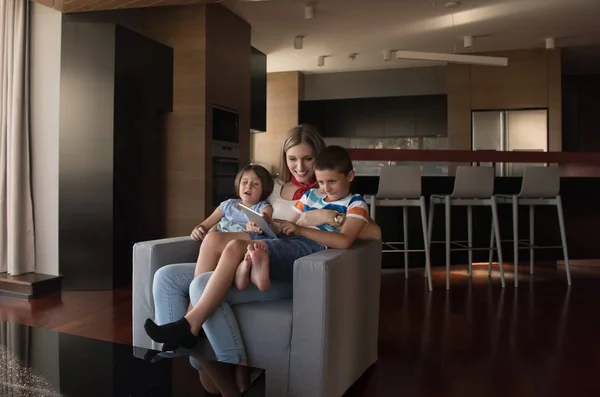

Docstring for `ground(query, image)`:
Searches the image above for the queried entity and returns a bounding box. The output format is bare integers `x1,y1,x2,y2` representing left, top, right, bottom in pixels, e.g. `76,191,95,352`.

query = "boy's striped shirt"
292,189,369,232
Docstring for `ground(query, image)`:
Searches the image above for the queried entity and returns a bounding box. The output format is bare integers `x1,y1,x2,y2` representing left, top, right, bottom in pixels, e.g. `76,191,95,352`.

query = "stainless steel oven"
211,105,240,208
213,152,239,207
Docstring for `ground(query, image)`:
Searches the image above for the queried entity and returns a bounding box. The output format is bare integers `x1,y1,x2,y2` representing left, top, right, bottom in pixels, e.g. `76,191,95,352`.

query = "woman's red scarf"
291,176,317,200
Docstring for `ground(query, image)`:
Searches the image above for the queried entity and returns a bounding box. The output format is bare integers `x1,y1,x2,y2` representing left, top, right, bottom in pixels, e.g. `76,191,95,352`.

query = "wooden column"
251,71,304,174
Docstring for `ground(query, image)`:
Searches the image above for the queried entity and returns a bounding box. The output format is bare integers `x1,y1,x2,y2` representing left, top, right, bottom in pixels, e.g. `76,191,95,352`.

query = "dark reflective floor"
346,264,600,397
0,321,265,397
2,264,600,396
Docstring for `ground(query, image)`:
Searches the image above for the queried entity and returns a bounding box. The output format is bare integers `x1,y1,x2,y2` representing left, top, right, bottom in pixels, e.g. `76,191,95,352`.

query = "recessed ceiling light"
464,35,473,48
305,4,315,20
445,1,461,7
294,35,304,50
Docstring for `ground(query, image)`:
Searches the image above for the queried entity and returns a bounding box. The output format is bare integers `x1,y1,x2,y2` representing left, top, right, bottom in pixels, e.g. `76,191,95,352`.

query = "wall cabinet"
250,47,266,132
299,94,447,138
384,96,415,137
414,95,447,136
60,23,172,290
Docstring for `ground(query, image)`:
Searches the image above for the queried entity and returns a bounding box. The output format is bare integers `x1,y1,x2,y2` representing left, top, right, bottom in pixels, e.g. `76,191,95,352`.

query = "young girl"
190,163,274,253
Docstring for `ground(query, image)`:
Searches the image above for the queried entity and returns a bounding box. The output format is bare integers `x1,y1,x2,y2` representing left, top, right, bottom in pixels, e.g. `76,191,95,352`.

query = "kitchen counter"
352,175,600,270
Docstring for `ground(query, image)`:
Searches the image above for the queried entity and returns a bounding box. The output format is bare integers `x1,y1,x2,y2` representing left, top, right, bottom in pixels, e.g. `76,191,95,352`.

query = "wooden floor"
2,264,600,396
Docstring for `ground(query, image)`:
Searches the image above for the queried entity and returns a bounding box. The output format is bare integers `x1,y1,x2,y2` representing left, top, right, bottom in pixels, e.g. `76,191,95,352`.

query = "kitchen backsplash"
324,136,449,176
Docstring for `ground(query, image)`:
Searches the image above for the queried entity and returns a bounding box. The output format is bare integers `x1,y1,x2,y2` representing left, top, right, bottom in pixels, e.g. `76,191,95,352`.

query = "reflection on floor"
1,264,600,397
346,264,600,397
0,343,65,397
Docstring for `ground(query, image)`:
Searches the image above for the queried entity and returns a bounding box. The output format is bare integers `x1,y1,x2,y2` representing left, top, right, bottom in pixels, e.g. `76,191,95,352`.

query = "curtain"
0,0,35,275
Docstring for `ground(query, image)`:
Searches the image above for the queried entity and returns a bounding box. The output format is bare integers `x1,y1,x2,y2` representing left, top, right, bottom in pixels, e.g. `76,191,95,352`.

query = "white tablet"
238,203,279,239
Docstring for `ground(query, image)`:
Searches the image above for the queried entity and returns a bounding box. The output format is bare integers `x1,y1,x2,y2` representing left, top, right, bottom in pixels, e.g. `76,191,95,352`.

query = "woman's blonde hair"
278,124,326,181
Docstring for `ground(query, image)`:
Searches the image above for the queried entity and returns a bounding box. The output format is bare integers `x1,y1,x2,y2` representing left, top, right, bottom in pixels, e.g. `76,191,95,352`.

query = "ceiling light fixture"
395,50,507,67
545,37,555,50
305,4,315,20
294,35,304,50
464,36,473,48
445,1,461,7
382,50,392,61
317,55,326,67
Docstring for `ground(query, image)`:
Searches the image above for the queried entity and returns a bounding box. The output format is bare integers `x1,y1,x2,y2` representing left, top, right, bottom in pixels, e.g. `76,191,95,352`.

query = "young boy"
235,145,370,291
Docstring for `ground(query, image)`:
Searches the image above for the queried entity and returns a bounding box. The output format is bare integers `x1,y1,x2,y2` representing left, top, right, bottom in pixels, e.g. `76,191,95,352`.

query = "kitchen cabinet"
355,98,386,137
384,96,415,137
299,100,327,135
299,95,447,138
326,99,357,137
250,47,266,132
414,94,447,136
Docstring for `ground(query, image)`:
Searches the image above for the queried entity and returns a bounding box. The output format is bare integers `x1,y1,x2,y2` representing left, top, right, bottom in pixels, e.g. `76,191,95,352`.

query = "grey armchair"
132,236,382,397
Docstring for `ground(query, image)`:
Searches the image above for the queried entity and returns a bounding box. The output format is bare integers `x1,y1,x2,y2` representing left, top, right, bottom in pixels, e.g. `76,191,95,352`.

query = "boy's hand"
191,225,208,240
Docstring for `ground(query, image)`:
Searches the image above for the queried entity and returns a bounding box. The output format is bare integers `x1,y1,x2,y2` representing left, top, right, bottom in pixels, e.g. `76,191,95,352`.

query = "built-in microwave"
213,105,239,143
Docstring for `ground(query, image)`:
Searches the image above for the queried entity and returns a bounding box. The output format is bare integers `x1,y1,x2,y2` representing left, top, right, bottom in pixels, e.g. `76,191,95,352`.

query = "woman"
149,124,381,359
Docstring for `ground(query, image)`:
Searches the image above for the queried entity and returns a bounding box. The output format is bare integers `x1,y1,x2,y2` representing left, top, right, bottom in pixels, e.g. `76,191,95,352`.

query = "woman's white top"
268,178,297,221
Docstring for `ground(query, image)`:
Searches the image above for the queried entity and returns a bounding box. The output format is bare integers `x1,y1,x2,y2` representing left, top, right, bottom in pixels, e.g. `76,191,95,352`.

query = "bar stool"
428,166,506,290
364,165,432,291
489,166,571,287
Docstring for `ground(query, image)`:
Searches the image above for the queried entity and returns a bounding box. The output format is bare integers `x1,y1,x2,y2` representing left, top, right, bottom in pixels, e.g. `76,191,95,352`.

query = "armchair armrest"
132,236,201,349
288,239,382,397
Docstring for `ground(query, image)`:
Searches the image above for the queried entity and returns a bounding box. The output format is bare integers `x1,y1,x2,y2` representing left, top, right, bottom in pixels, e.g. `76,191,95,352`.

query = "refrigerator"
471,109,548,176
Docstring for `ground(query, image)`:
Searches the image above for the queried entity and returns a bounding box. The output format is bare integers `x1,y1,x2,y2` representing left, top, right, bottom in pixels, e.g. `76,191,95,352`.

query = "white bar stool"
428,166,506,290
365,165,432,291
490,166,571,287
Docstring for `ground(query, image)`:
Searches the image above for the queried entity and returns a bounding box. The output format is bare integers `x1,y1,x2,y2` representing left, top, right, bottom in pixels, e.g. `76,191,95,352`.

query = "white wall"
303,66,447,100
30,3,62,276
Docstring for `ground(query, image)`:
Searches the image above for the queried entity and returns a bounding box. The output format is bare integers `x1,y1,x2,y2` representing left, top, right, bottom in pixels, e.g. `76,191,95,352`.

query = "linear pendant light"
394,50,508,67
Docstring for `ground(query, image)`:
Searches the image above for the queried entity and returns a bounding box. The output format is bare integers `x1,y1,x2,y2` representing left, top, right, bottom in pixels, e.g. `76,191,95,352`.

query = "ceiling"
223,0,600,74
32,0,219,13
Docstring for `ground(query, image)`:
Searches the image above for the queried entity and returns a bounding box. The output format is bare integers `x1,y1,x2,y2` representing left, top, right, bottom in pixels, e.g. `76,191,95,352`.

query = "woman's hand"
358,217,382,240
296,209,344,227
191,225,208,240
246,221,263,234
262,211,272,225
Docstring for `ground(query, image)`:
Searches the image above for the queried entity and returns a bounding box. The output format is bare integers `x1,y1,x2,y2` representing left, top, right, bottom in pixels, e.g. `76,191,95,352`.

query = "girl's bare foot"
248,243,270,291
235,253,252,290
